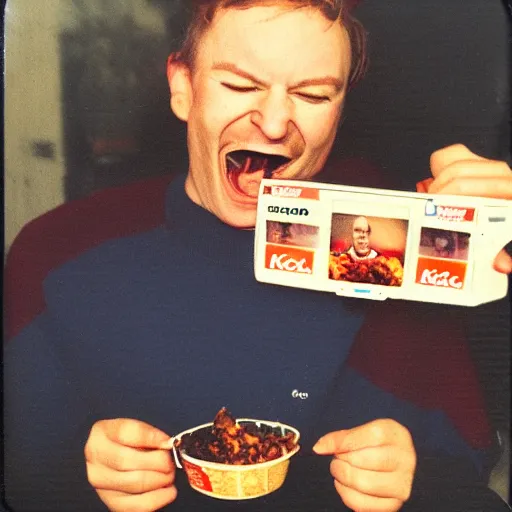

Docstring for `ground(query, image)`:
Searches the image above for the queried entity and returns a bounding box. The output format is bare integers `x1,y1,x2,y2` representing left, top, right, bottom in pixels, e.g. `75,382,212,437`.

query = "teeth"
226,150,291,197
226,154,242,169
226,150,290,176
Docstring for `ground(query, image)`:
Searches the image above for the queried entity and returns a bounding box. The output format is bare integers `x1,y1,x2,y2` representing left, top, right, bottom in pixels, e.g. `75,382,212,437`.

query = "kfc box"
254,179,511,307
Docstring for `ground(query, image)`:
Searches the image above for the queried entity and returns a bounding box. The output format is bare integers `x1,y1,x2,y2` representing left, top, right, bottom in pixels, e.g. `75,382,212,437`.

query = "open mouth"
226,150,291,197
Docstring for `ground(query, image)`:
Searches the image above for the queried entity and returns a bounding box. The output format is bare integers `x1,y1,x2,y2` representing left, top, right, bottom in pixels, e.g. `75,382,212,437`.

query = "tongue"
227,155,271,197
234,169,266,197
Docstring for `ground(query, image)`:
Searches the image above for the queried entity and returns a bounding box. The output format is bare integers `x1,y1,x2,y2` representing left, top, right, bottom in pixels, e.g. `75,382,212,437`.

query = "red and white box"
254,179,511,307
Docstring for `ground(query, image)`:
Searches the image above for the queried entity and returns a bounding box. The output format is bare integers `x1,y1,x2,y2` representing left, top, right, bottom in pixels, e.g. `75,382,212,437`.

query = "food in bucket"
173,409,300,499
177,407,297,465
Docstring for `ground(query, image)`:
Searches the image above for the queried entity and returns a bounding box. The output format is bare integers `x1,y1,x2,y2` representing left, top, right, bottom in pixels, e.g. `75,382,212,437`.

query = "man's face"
170,6,351,228
352,217,370,256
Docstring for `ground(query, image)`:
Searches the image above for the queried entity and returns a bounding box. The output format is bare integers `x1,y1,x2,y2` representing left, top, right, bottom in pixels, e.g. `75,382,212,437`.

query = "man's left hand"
428,144,512,273
313,419,417,512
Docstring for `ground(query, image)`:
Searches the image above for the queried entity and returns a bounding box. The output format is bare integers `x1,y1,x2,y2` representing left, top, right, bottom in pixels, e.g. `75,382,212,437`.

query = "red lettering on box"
265,244,314,274
182,461,213,492
263,185,319,200
415,257,467,290
436,205,475,222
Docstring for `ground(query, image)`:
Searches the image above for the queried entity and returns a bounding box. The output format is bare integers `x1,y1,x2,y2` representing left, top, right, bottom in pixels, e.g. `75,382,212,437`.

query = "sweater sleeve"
3,312,105,512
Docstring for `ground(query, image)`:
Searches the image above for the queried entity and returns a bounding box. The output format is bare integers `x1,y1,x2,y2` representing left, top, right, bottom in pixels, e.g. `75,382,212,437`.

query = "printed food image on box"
266,221,320,248
329,214,408,287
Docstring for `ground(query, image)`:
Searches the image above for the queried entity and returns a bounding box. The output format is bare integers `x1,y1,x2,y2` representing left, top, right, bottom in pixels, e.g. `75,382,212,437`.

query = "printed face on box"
350,216,376,259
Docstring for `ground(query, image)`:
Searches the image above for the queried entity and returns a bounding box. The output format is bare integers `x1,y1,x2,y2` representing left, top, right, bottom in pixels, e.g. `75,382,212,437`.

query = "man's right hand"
85,418,177,512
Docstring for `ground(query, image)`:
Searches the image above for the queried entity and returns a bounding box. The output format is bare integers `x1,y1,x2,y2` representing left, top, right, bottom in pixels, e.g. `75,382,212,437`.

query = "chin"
220,209,257,229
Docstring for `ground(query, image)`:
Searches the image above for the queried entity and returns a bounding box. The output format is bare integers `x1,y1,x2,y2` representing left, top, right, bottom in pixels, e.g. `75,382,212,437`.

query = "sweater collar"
165,173,255,267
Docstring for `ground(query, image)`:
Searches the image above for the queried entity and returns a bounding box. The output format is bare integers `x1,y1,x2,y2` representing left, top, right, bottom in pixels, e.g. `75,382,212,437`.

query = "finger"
97,486,177,512
334,480,403,512
334,445,404,472
494,250,512,274
331,458,412,501
430,144,487,177
428,157,511,191
314,419,410,455
103,419,173,449
431,176,512,199
416,177,433,193
85,438,174,473
428,161,512,198
87,462,175,494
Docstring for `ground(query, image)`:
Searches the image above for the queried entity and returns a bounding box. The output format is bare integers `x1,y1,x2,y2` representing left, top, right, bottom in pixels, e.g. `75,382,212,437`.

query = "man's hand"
313,419,416,512
85,418,177,512
428,144,512,273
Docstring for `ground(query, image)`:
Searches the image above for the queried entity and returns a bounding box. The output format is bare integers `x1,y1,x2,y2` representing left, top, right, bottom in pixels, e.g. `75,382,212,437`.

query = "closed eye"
294,93,331,104
221,83,260,93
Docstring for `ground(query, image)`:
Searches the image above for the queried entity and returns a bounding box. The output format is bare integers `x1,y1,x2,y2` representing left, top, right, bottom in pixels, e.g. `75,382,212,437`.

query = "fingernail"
159,437,175,450
312,438,324,453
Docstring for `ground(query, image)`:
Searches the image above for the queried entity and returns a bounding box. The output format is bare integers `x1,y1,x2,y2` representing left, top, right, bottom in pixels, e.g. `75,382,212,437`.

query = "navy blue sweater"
4,175,509,511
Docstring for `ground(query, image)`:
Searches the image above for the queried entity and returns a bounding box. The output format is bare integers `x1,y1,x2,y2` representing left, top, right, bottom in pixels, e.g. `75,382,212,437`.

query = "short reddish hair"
176,0,368,90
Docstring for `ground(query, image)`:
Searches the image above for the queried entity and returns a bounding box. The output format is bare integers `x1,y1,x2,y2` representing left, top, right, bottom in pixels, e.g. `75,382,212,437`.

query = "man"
345,216,379,260
4,1,512,512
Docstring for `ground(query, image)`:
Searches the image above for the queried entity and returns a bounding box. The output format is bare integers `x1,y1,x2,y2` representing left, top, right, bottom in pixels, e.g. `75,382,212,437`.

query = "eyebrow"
211,62,345,92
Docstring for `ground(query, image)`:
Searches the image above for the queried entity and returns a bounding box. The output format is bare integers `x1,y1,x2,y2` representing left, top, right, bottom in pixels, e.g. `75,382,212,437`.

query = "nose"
251,87,293,141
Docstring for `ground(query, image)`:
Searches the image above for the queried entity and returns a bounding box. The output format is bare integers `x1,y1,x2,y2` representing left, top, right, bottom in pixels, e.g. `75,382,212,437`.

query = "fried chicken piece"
179,408,297,465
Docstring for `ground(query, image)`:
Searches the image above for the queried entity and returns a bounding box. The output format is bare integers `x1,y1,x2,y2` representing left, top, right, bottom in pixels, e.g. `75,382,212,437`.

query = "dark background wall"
336,0,511,189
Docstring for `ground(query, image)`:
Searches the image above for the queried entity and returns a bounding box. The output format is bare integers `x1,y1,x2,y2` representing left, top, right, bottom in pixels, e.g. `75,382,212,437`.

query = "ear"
167,53,193,122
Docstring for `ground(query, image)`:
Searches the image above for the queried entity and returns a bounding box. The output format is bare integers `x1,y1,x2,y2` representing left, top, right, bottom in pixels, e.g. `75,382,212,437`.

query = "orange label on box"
263,185,320,200
415,257,467,290
265,244,314,274
183,461,213,492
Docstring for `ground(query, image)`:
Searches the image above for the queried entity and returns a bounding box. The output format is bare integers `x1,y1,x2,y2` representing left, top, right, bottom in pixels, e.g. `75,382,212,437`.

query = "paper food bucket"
172,419,300,500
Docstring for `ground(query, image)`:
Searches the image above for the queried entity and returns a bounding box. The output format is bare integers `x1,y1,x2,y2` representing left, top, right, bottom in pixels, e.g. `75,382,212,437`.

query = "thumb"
312,430,348,455
104,418,174,450
494,250,512,274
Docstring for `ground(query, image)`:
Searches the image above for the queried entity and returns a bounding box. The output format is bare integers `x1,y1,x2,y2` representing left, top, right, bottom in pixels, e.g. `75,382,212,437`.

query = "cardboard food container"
171,419,300,500
255,178,512,306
